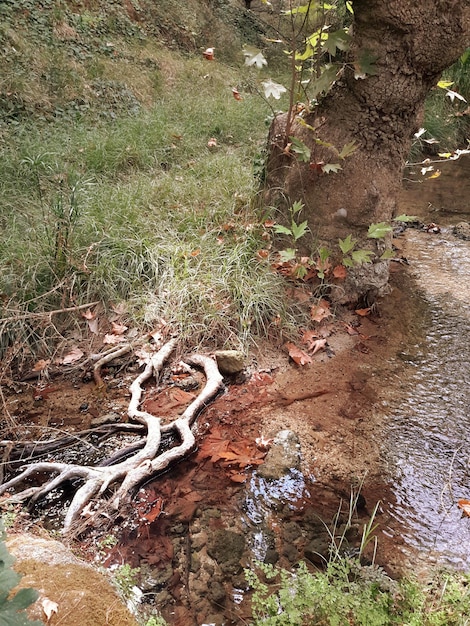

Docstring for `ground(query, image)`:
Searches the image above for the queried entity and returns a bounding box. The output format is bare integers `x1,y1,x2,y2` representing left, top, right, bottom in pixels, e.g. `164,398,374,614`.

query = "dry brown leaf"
32,359,51,372
285,342,312,366
333,265,347,279
310,299,332,323
355,307,371,317
103,333,126,345
60,347,84,365
310,338,327,355
458,499,470,517
111,321,128,335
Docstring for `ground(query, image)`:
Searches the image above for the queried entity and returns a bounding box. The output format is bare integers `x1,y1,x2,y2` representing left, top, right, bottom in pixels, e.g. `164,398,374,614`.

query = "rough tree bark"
264,0,470,303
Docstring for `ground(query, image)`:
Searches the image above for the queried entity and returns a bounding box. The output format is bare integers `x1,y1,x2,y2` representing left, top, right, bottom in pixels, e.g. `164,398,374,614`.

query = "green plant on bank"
112,563,140,604
273,200,394,281
0,521,44,626
246,493,470,626
144,616,168,626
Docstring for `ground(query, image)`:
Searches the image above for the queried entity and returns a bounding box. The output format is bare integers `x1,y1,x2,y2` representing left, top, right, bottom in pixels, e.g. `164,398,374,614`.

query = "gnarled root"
0,340,224,534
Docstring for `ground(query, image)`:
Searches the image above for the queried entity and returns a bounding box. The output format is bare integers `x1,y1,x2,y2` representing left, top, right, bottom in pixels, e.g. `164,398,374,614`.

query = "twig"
0,301,99,323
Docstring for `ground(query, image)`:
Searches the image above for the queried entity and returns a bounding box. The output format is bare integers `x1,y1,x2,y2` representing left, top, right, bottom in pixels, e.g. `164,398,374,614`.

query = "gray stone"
453,221,470,240
257,430,301,479
214,350,246,375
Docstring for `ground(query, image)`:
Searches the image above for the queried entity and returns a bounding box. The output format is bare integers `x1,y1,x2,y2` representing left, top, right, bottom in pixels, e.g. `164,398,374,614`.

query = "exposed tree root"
0,339,224,534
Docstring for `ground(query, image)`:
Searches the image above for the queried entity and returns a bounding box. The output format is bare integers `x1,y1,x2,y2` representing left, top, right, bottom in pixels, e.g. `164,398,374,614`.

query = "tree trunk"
264,0,470,303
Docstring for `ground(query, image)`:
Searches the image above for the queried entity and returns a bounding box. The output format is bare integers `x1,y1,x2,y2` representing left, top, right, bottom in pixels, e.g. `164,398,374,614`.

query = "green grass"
0,15,300,362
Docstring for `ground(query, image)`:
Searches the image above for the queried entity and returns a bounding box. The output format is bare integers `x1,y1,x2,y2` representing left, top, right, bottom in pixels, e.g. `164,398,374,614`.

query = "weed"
112,563,141,604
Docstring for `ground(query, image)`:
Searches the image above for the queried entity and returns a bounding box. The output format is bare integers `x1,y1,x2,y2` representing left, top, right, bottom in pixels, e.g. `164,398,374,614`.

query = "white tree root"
0,340,224,534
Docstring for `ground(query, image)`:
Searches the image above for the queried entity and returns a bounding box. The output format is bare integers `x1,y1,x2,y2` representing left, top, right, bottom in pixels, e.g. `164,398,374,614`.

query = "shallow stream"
383,154,470,570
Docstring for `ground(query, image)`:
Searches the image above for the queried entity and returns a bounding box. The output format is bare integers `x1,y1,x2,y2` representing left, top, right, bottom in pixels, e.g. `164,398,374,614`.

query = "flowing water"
383,155,470,569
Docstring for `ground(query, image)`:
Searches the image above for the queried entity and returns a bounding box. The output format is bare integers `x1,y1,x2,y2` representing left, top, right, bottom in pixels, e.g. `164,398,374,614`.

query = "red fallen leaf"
257,249,270,259
458,499,470,517
140,497,164,524
310,337,327,355
310,161,325,171
333,265,347,279
264,219,275,228
310,299,332,323
285,342,312,366
207,137,218,148
216,236,224,245
232,87,243,101
103,333,126,344
190,249,201,257
355,307,371,317
342,322,360,336
202,47,214,60
229,472,247,483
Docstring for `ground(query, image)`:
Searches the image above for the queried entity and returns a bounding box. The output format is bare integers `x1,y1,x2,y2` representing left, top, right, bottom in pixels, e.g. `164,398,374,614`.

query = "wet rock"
257,430,301,479
453,221,470,240
6,533,138,626
206,529,245,575
214,350,246,375
208,580,226,604
304,536,330,565
264,548,279,565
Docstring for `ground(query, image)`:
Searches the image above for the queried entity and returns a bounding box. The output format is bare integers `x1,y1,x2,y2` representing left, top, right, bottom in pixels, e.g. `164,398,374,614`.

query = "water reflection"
384,228,470,568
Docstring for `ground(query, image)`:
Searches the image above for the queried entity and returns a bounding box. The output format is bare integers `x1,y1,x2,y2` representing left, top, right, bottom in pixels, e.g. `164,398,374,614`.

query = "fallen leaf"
202,47,215,60
458,499,470,517
111,321,128,335
111,302,127,315
190,249,201,257
285,342,312,366
82,308,96,320
229,472,247,483
32,359,51,372
232,87,243,101
257,249,270,259
103,333,126,344
42,597,59,621
310,337,327,355
60,347,84,365
333,264,347,279
355,307,371,317
310,299,332,323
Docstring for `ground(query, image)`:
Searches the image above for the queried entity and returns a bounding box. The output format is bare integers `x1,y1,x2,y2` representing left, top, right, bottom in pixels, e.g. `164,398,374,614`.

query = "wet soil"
1,261,417,625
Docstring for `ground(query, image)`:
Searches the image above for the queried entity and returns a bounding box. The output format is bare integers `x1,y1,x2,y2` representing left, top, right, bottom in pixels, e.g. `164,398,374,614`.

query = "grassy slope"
0,0,302,362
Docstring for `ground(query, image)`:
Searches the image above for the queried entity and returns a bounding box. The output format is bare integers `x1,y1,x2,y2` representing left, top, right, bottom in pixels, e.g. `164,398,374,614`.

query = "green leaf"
291,201,304,215
351,249,374,264
394,213,418,223
318,246,330,263
338,141,358,159
338,234,356,254
354,50,378,78
274,224,293,236
367,222,392,238
309,63,339,97
346,1,353,13
295,264,308,279
242,46,267,69
380,249,396,260
343,256,354,268
289,137,311,162
279,248,297,262
321,163,342,174
291,220,308,241
323,29,351,56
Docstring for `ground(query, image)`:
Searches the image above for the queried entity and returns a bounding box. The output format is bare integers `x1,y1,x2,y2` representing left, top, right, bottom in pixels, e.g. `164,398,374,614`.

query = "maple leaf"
202,47,215,60
60,347,84,365
333,264,347,279
111,321,128,335
243,45,267,69
310,299,332,323
285,342,312,366
458,499,470,517
232,87,243,101
32,358,51,372
261,79,287,99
